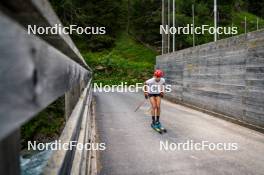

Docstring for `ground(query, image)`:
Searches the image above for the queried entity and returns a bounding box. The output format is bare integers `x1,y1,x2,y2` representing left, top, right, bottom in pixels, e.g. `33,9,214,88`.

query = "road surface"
95,92,264,175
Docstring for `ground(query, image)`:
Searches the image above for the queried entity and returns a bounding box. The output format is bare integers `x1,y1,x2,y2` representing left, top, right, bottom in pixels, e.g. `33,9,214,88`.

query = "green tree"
50,0,126,51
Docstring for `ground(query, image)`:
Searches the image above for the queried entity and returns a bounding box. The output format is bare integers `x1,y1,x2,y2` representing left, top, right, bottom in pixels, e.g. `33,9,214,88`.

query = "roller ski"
156,122,167,133
151,122,167,134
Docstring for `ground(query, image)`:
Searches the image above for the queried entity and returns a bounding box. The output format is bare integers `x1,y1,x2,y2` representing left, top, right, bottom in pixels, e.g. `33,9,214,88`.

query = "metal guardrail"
44,80,96,175
0,1,95,174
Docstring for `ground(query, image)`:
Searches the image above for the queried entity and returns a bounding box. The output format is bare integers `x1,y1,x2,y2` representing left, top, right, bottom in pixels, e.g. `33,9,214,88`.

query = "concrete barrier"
156,29,264,130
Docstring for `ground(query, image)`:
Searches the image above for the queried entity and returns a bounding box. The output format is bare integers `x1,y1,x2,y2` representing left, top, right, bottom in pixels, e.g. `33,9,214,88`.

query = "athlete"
144,69,165,129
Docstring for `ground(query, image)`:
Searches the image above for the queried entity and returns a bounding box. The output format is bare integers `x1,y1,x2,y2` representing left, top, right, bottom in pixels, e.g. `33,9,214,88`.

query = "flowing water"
20,149,52,175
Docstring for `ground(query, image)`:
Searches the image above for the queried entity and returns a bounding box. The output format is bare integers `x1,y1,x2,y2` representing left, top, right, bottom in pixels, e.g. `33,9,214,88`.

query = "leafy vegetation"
49,0,264,51
81,32,157,85
50,0,126,51
21,97,65,148
129,0,264,50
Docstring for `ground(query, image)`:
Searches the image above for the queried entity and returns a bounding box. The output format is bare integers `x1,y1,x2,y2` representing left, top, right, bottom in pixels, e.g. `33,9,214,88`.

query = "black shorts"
148,93,161,97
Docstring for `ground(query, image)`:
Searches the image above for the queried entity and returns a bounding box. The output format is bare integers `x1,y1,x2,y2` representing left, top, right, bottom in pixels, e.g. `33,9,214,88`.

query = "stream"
20,149,52,175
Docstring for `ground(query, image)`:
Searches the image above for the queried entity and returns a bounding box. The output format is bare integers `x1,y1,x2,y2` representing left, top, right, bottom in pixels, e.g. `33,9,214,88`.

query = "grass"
81,32,157,85
231,11,264,34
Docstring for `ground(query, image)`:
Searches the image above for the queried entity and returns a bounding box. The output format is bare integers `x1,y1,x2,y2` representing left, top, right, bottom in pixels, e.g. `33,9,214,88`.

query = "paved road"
95,92,264,175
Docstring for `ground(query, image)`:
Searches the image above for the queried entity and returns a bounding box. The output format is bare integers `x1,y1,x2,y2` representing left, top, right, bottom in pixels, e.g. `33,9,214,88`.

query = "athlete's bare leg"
149,97,157,117
155,96,161,116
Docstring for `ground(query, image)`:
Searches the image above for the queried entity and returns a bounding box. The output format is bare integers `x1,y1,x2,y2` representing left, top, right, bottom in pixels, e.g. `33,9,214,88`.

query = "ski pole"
134,99,147,112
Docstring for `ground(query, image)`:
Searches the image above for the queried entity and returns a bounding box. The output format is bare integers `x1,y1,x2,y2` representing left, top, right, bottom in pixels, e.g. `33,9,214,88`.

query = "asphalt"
95,91,264,175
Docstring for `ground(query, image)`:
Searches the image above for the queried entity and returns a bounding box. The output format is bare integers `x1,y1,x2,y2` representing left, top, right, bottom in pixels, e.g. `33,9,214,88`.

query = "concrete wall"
156,29,264,128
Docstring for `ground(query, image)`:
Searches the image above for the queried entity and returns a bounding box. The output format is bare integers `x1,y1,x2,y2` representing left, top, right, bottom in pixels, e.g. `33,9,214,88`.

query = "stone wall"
156,29,264,128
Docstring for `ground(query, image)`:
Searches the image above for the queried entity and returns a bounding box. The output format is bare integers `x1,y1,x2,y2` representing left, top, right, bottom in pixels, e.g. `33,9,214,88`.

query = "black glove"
145,94,148,99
